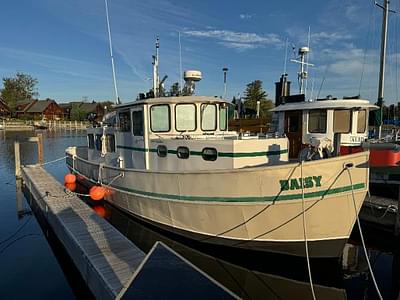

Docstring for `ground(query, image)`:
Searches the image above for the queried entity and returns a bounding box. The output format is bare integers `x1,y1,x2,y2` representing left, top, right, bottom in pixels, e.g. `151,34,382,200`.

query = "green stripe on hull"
67,159,365,203
116,145,288,158
106,181,366,203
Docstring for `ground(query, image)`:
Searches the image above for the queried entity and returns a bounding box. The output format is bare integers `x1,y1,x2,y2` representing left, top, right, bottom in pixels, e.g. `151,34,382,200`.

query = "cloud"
311,31,352,44
239,13,253,20
183,29,283,50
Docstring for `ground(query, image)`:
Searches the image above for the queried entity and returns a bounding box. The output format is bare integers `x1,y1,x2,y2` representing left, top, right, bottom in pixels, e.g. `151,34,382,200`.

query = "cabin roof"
114,96,230,109
271,99,378,112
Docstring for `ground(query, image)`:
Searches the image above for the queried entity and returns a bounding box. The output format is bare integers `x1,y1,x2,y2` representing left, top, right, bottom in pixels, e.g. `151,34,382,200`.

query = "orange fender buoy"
89,186,106,201
93,206,106,218
64,182,76,192
64,173,76,184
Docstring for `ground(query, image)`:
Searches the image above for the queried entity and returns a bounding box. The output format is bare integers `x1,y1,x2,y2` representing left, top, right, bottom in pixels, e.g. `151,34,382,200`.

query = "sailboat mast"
377,0,390,139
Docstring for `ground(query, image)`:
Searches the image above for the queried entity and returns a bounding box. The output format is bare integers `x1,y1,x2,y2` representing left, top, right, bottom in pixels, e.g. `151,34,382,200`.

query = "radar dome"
184,70,202,82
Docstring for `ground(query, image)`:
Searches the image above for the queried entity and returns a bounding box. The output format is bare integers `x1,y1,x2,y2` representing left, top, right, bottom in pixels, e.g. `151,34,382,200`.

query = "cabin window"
118,111,131,132
157,145,168,157
105,134,115,152
357,110,367,133
88,134,95,149
95,134,102,151
201,104,217,131
175,104,196,131
177,146,190,159
333,109,352,133
202,148,218,161
219,106,228,131
308,110,327,133
150,105,170,132
132,110,144,136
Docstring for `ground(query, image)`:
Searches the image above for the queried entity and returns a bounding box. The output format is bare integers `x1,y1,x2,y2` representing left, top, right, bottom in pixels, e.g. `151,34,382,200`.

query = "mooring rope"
301,161,316,300
346,167,383,300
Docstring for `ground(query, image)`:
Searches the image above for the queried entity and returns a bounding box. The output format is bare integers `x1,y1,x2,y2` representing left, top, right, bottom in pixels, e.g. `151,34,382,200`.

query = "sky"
2,0,400,104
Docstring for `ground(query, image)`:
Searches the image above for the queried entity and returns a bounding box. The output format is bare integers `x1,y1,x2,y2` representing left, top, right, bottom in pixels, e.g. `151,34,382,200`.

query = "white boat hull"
67,148,369,257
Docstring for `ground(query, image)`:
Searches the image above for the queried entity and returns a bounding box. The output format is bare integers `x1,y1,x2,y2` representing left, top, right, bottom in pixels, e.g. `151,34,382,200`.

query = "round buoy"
89,186,106,201
64,173,76,184
93,206,106,218
64,182,76,192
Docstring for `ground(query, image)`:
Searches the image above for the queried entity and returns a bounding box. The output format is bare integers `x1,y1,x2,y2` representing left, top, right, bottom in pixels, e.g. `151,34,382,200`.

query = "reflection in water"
96,202,345,299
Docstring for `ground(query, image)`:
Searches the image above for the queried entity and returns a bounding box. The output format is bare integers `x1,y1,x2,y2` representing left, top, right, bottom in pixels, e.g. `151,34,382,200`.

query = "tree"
70,103,86,121
242,80,274,119
1,73,39,112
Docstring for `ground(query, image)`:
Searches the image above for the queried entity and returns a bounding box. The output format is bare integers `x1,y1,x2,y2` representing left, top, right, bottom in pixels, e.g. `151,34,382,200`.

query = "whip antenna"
104,0,120,104
179,31,183,93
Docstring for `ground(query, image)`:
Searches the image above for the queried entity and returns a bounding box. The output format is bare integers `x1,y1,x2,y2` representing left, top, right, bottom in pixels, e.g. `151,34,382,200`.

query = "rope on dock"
346,167,383,300
300,161,316,300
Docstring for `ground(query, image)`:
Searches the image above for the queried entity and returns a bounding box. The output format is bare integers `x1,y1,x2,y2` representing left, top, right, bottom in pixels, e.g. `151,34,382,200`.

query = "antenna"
283,38,289,75
152,37,160,97
291,46,314,95
178,32,183,93
223,67,228,99
304,26,311,98
104,0,120,105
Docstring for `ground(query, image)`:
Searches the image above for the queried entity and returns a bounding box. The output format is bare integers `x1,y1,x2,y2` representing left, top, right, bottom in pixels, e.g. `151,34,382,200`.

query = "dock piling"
37,133,44,164
14,141,21,178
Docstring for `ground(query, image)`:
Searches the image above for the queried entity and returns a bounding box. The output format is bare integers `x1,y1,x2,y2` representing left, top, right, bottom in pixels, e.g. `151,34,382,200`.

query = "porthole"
202,147,218,161
157,145,167,157
177,146,190,159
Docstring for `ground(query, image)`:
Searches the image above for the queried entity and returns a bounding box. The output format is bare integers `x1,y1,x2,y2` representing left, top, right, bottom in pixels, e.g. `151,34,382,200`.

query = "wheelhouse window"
118,111,131,132
95,134,102,151
201,104,217,131
88,134,95,149
357,110,367,133
132,110,144,136
219,105,228,131
308,110,327,133
105,134,115,152
333,109,351,133
175,104,196,131
150,105,170,132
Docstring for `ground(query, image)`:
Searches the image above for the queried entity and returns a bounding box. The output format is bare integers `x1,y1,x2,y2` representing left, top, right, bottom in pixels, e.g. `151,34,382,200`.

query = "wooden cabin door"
284,111,302,159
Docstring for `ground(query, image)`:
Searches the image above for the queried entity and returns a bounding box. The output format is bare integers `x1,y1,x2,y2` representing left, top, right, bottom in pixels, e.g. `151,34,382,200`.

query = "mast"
223,67,228,99
377,0,390,139
104,0,120,105
152,37,160,98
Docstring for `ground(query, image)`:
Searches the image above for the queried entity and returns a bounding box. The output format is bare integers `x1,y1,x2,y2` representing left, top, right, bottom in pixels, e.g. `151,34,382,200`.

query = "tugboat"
66,39,371,258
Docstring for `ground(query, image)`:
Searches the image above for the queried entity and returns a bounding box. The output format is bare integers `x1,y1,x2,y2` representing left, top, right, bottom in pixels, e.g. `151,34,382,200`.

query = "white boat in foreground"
66,41,374,258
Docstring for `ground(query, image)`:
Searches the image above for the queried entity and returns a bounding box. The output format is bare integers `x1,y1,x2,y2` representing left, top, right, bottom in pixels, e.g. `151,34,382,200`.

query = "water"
0,130,399,299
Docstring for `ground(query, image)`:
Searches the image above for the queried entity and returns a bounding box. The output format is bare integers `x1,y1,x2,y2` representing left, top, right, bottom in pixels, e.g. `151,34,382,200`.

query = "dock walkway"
22,166,146,299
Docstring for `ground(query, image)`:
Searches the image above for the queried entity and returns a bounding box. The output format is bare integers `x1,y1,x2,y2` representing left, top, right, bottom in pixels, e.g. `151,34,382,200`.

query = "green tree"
1,73,39,112
70,103,86,121
243,80,274,119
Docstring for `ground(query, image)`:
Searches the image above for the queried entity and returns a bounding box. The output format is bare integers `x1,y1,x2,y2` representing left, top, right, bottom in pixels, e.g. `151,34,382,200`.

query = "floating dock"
21,165,236,299
22,165,146,299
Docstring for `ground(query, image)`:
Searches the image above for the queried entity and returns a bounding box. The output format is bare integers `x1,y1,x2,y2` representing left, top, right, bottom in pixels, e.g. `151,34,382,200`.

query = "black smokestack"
275,74,290,106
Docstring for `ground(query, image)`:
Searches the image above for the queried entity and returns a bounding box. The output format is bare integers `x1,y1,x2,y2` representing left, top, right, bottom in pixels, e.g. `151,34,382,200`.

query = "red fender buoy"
64,173,76,184
64,182,76,192
89,186,106,201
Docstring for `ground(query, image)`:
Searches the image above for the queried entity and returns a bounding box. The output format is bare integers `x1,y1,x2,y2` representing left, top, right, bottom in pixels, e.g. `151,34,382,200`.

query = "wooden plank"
21,166,146,299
